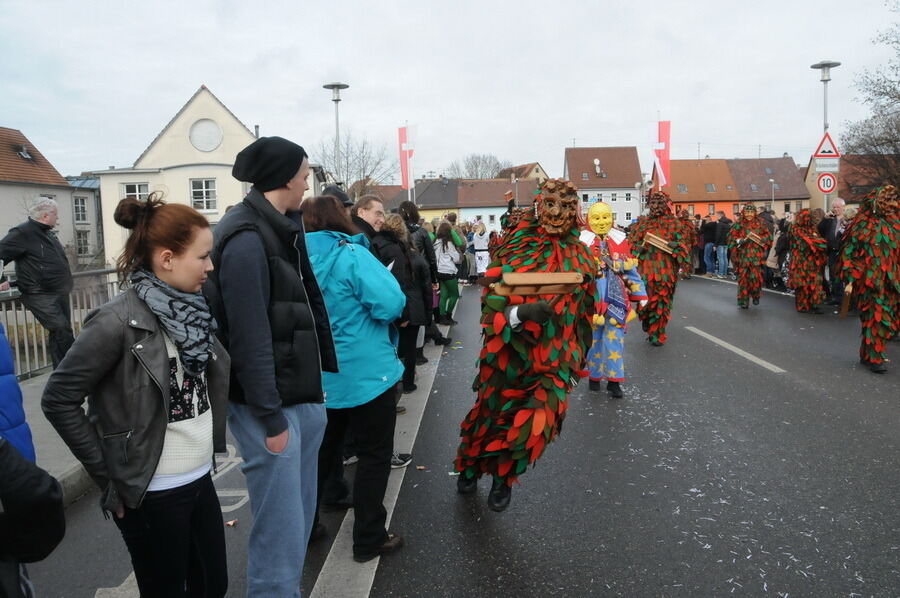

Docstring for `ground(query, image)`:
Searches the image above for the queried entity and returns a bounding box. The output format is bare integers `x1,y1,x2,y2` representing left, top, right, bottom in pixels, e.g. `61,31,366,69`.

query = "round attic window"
189,119,223,152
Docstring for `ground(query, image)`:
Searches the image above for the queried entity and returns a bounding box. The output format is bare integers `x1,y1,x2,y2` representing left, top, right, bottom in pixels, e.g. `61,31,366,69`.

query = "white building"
563,146,643,226
93,86,258,265
457,178,539,232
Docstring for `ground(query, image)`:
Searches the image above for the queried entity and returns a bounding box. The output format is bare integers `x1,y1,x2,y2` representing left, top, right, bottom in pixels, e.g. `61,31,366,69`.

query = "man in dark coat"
0,199,74,368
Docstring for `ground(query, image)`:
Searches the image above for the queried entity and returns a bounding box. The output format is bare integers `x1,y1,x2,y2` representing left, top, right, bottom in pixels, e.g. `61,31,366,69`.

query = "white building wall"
577,187,640,226
0,182,76,248
459,207,508,232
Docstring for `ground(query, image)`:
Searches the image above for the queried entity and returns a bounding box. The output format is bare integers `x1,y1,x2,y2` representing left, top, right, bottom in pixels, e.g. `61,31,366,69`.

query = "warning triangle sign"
813,132,841,158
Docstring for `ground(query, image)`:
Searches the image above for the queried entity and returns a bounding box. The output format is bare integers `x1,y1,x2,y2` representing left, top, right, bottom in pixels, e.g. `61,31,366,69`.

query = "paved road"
27,278,898,597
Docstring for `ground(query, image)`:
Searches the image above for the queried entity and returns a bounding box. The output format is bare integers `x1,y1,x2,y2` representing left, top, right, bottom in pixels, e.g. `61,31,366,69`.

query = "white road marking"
685,326,786,373
309,325,448,598
94,572,138,597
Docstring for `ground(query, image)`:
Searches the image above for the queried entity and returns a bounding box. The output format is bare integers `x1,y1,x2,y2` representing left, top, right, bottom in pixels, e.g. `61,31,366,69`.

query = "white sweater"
434,238,461,275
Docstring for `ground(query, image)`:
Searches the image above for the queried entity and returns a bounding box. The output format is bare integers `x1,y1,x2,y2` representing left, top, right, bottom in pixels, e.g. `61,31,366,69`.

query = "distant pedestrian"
700,215,718,275
205,136,338,597
303,195,407,562
434,222,461,325
0,198,74,368
351,195,386,244
472,222,490,276
713,210,733,278
43,195,229,597
0,322,34,462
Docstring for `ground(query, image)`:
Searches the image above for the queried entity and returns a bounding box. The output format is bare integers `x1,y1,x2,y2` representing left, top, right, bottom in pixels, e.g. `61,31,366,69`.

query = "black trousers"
113,473,227,598
20,292,74,368
317,386,397,556
398,325,419,389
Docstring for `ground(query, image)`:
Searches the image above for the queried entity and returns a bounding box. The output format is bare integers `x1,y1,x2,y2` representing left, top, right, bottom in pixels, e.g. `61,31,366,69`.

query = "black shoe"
641,319,650,332
391,452,413,469
606,381,623,399
868,361,887,374
487,479,512,512
739,303,749,309
402,384,417,394
647,337,664,347
415,354,428,365
308,522,328,545
811,306,824,314
752,297,760,305
588,379,600,392
321,497,353,512
353,533,404,563
456,473,477,494
435,336,451,346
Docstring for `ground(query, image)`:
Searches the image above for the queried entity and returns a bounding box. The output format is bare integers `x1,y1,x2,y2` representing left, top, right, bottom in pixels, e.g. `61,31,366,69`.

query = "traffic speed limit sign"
817,172,837,193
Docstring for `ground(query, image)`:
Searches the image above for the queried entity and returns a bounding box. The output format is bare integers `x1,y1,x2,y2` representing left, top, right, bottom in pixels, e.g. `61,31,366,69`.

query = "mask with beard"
742,205,757,222
537,179,580,236
874,185,899,217
647,191,673,218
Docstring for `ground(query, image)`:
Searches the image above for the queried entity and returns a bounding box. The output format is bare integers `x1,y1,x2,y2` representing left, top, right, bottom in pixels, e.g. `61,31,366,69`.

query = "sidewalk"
20,372,93,506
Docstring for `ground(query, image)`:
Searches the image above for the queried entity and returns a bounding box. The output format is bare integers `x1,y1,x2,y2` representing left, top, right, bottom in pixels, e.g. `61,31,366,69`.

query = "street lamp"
768,178,775,211
810,61,840,133
323,82,349,184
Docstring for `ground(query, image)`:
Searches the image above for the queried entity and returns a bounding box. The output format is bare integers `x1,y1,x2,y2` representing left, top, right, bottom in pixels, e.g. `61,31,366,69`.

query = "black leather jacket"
42,289,230,511
0,219,73,294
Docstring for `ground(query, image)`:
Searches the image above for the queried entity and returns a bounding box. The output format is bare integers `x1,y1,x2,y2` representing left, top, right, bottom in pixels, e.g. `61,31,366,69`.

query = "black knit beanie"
232,136,308,192
322,185,353,207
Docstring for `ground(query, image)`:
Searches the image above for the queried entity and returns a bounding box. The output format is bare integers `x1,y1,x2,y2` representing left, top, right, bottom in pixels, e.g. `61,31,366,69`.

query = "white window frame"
191,179,217,212
625,211,632,220
625,192,632,202
73,196,88,223
123,183,149,201
611,193,617,202
677,184,688,193
75,230,90,256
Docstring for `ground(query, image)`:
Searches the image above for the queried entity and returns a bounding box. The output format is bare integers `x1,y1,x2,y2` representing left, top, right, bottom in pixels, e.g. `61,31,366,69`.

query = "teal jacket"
305,230,405,409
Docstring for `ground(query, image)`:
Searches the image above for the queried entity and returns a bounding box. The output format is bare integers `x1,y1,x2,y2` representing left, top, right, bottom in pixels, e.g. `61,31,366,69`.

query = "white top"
148,334,213,491
434,238,461,275
473,231,490,251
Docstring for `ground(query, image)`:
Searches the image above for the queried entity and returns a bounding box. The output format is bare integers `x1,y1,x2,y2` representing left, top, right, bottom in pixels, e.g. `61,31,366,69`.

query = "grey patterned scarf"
131,269,215,376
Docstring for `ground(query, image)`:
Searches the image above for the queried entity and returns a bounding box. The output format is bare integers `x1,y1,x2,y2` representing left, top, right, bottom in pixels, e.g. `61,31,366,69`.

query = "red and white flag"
398,126,415,190
654,121,671,189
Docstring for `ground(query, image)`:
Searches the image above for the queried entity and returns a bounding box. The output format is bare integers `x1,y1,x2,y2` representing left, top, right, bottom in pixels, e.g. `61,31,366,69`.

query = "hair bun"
114,193,164,229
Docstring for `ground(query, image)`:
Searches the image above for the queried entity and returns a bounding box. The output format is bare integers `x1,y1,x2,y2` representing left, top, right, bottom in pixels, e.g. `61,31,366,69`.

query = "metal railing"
1,268,122,380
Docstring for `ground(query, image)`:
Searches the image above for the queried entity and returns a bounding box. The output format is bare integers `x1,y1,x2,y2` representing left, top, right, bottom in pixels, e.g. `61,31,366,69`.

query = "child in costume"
788,209,828,314
727,204,773,309
839,185,899,373
627,191,691,346
454,179,596,512
580,203,647,399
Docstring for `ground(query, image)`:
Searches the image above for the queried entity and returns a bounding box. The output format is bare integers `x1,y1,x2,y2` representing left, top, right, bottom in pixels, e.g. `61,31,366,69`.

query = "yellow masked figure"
579,202,647,398
588,202,614,237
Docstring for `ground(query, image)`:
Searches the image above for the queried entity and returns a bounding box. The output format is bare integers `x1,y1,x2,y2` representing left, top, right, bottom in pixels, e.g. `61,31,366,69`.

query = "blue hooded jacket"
0,322,35,462
306,230,406,409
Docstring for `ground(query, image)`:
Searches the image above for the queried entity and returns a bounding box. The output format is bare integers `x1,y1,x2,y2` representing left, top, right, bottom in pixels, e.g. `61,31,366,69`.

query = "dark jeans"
317,386,397,556
20,292,74,368
113,473,227,598
398,325,419,389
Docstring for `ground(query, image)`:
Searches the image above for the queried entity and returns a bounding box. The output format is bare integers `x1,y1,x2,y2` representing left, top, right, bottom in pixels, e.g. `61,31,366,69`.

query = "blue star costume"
580,229,647,382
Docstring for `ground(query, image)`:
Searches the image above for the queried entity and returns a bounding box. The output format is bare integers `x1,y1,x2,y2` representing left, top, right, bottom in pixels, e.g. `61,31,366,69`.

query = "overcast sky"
1,0,894,182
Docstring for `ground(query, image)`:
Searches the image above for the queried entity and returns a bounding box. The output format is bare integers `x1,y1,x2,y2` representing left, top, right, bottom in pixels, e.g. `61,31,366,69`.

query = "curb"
57,461,94,507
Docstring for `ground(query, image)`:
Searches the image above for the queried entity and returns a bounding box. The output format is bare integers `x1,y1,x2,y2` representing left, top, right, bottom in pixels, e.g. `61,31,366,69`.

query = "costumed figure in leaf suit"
727,204,773,309
627,190,691,346
580,202,647,399
678,210,697,279
839,185,900,373
454,179,596,512
788,209,828,314
490,192,528,260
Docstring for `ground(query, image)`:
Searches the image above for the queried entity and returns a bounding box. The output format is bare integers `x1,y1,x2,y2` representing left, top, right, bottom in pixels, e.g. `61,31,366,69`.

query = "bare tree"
314,131,398,198
842,4,900,190
444,154,513,179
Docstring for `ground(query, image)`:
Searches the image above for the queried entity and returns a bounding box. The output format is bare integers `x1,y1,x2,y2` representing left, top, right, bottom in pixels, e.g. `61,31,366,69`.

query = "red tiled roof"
838,154,900,203
496,162,540,181
564,147,641,190
0,127,70,187
652,159,740,203
726,157,809,201
457,178,539,208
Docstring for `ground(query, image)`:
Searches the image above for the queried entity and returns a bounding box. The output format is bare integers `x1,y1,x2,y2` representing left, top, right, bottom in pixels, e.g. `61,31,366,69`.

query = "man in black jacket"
817,198,846,304
204,136,338,596
713,211,733,278
0,199,74,368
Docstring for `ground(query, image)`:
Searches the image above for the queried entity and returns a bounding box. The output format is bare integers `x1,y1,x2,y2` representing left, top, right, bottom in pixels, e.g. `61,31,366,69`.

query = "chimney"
254,125,260,138
109,166,115,170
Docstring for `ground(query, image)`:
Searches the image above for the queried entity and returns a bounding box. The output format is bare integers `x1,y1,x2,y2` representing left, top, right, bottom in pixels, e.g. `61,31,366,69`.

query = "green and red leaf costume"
727,211,773,307
627,192,692,344
454,211,596,486
788,209,827,312
839,185,900,366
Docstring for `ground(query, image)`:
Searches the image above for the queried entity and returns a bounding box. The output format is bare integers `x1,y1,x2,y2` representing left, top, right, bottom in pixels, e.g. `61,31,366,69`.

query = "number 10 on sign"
817,172,836,194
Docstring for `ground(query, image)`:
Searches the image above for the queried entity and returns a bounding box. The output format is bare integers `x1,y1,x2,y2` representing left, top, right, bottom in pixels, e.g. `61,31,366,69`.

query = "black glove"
667,241,680,250
517,301,553,325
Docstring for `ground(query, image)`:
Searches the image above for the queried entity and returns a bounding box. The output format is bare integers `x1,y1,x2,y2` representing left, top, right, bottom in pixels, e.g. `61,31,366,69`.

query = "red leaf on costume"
493,311,506,334
486,336,505,354
513,410,531,428
497,460,513,477
531,409,546,435
485,440,504,452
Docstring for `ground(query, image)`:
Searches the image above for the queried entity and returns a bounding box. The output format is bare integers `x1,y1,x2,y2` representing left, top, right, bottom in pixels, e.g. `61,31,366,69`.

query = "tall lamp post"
768,178,775,211
810,61,840,133
323,82,349,185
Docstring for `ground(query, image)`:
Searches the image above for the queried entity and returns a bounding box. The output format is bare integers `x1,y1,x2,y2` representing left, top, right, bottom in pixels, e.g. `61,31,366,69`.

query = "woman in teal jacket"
303,195,407,563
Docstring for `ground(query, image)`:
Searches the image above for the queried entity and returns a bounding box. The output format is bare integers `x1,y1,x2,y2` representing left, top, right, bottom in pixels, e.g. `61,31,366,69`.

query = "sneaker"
415,355,428,365
391,452,412,469
353,533,404,563
343,455,359,466
402,384,417,394
435,336,452,346
395,404,407,414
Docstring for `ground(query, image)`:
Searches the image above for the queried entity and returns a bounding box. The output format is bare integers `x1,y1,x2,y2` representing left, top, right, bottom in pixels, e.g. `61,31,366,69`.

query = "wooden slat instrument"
643,232,674,255
479,272,584,297
747,231,766,247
